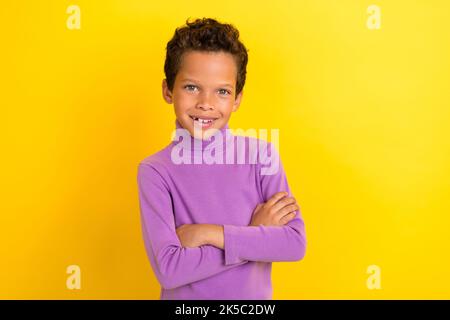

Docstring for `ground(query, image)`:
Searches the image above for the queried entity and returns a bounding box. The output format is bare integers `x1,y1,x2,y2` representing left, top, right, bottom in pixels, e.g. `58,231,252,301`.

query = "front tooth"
193,117,213,123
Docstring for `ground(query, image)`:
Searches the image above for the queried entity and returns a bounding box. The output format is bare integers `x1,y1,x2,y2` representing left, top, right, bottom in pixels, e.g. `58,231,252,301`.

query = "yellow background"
1,1,450,299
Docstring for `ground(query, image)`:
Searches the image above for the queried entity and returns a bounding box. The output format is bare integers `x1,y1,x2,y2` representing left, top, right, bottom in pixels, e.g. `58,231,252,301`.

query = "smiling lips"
189,115,218,128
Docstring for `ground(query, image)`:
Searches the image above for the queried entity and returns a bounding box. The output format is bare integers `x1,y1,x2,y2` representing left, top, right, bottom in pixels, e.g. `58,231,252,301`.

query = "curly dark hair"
164,17,249,97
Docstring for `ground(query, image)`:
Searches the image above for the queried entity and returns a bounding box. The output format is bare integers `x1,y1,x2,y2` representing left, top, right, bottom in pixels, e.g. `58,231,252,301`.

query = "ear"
162,79,173,104
232,89,243,112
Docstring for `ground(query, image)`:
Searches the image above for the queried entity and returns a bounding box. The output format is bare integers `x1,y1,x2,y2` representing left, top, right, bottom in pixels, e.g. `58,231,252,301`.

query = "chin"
191,121,223,140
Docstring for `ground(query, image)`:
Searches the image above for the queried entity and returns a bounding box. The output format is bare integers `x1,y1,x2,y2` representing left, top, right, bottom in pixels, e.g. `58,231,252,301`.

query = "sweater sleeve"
222,142,307,265
137,163,247,290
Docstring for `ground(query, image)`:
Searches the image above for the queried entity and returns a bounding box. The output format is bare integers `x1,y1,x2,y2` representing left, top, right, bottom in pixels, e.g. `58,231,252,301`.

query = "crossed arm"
137,153,306,289
175,190,301,250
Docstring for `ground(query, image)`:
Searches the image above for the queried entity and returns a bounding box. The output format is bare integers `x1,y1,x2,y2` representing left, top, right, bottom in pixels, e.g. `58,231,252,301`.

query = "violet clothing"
137,119,306,300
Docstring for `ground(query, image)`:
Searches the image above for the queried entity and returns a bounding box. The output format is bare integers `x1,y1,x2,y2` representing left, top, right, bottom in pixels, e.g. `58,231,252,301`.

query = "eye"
184,84,198,92
218,88,231,96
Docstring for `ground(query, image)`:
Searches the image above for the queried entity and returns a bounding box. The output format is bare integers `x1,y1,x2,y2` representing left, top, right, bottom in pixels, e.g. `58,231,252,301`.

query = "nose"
196,91,214,111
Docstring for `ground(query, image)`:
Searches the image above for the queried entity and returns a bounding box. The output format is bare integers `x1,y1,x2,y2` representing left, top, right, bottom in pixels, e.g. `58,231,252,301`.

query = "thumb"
253,203,263,213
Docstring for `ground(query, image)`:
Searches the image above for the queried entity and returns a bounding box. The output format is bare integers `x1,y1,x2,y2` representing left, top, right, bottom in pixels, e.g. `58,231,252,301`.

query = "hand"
175,224,206,248
176,224,224,249
249,191,299,227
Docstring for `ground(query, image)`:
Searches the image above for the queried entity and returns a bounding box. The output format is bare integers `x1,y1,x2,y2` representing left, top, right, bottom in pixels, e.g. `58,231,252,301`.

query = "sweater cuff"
223,224,244,265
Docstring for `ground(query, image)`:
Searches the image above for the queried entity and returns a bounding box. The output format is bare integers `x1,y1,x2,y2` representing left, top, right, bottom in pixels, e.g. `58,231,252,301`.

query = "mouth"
189,115,218,129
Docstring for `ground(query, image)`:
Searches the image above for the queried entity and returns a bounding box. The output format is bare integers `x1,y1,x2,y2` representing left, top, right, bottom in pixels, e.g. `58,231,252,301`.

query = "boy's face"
162,50,243,139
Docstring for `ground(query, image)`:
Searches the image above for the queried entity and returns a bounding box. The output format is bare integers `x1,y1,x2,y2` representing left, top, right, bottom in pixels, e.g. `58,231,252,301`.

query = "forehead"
177,51,237,83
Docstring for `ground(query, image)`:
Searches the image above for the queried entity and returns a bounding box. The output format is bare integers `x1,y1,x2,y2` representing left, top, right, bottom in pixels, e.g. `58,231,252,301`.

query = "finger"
274,204,299,220
270,197,296,213
280,212,296,225
279,212,297,225
265,191,288,208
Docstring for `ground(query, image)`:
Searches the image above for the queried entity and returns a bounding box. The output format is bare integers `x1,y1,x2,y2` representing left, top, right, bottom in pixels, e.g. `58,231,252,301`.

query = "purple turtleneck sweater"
137,119,306,300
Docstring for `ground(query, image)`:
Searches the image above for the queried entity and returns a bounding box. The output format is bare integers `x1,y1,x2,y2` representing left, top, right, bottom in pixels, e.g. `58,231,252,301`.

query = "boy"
137,17,306,300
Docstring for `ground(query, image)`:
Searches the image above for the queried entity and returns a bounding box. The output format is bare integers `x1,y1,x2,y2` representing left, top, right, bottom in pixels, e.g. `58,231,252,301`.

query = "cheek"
179,93,199,106
220,100,237,113
173,94,194,111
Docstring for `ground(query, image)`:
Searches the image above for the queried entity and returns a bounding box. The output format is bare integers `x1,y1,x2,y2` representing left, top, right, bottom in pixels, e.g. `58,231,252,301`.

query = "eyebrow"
180,78,234,89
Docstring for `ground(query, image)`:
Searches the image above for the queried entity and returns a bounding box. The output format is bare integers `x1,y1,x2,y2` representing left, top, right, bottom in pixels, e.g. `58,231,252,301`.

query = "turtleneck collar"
172,118,232,152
